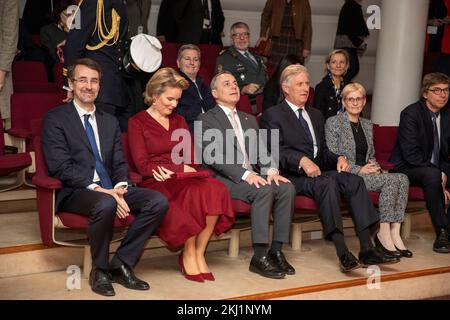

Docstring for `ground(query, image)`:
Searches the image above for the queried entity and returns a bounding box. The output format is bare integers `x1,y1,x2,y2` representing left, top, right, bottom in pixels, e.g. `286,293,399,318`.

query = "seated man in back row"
42,58,168,296
261,64,398,273
215,22,268,115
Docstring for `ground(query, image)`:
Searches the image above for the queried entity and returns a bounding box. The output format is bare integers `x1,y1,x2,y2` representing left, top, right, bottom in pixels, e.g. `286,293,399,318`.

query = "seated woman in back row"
325,83,412,258
128,68,235,283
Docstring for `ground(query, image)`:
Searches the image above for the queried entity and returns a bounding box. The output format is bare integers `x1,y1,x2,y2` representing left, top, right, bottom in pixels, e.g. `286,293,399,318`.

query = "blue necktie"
431,112,440,166
83,114,113,189
298,108,313,143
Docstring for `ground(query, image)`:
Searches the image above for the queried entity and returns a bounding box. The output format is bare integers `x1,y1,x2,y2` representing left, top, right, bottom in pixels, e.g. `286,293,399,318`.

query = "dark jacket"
335,0,369,48
313,74,350,120
174,0,224,44
390,100,450,172
63,0,129,108
260,100,339,175
42,103,130,210
156,0,177,42
175,70,215,132
215,46,268,92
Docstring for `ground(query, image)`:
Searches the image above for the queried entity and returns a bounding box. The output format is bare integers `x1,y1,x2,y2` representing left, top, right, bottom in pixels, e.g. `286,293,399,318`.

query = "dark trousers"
60,187,168,269
394,165,450,233
289,171,379,239
343,48,359,82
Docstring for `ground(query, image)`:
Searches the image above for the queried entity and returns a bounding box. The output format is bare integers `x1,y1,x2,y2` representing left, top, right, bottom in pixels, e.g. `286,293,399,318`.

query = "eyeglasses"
72,78,99,85
345,97,365,104
428,87,450,95
182,57,200,63
232,32,250,39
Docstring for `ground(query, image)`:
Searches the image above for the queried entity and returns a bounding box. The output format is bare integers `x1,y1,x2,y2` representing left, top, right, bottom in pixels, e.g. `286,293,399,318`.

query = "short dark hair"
421,72,450,96
67,58,102,80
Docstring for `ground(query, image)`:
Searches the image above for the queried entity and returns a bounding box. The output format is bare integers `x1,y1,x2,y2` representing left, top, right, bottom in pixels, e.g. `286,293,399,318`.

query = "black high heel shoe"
374,235,402,259
395,246,413,258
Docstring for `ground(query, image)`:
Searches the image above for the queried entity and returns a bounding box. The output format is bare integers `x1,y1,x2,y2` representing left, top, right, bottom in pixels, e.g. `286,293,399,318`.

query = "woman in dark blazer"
313,49,350,120
175,44,215,132
325,83,412,258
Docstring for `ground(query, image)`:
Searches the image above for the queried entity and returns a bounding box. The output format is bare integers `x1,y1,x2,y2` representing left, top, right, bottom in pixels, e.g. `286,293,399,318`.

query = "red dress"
128,111,235,249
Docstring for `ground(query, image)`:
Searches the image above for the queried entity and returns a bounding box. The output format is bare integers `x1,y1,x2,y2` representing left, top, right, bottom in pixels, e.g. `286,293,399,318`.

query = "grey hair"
210,71,234,91
177,44,201,61
280,64,309,88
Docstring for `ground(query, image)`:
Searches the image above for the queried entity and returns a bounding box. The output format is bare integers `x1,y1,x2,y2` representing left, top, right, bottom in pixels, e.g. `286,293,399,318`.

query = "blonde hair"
341,83,366,107
324,49,349,74
144,67,189,105
280,64,309,94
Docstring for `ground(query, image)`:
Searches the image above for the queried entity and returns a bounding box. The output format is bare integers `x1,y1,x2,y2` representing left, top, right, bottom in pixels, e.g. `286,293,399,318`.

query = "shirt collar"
285,98,305,114
218,104,238,117
73,100,97,120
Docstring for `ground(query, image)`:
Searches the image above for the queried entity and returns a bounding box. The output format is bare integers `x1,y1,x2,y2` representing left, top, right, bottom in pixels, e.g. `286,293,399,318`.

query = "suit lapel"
211,106,246,160
67,102,92,154
95,110,108,163
306,106,321,151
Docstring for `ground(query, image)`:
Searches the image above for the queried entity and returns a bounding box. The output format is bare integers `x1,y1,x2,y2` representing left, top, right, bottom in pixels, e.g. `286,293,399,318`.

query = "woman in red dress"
128,68,235,282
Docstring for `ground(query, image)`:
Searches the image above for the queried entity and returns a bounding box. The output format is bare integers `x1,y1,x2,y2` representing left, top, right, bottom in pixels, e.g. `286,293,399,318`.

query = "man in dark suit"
196,71,296,279
390,72,450,253
174,0,224,45
63,0,136,131
261,64,397,272
42,58,168,296
215,22,267,114
176,44,215,132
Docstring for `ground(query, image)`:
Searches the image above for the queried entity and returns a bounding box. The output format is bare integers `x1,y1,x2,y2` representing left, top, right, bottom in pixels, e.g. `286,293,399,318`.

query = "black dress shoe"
89,267,115,296
433,229,450,253
249,255,286,279
395,246,413,258
358,247,400,267
267,250,296,275
374,235,402,259
339,251,361,273
110,264,150,290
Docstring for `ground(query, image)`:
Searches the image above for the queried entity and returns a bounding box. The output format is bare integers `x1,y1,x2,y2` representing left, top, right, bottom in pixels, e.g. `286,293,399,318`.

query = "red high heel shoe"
178,252,204,282
201,272,215,281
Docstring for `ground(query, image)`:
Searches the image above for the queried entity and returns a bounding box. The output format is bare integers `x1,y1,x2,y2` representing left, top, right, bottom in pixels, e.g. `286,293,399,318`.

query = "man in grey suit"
196,71,296,279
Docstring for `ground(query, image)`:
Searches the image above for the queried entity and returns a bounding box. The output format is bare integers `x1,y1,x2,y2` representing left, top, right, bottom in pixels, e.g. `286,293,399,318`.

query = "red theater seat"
33,135,138,277
0,112,32,192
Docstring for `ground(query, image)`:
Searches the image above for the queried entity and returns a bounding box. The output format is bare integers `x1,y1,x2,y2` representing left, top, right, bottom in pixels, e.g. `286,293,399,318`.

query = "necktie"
431,112,440,166
298,108,313,144
244,51,258,69
229,110,250,169
83,114,113,189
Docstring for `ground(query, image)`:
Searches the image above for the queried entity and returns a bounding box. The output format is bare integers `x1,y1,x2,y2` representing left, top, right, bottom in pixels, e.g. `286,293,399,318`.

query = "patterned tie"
229,110,250,169
83,114,113,189
431,112,440,166
297,108,313,144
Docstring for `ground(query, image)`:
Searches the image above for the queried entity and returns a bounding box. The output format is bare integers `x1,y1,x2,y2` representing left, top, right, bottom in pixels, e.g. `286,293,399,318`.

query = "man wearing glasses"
215,22,268,114
42,58,168,296
391,72,450,253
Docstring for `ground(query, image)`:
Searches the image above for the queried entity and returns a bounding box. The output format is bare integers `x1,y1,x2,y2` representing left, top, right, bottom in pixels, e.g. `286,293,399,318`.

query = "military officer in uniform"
63,0,133,131
215,22,268,114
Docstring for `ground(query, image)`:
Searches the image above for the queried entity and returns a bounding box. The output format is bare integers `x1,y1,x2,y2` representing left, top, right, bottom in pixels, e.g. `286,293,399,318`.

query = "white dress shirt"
285,99,318,158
